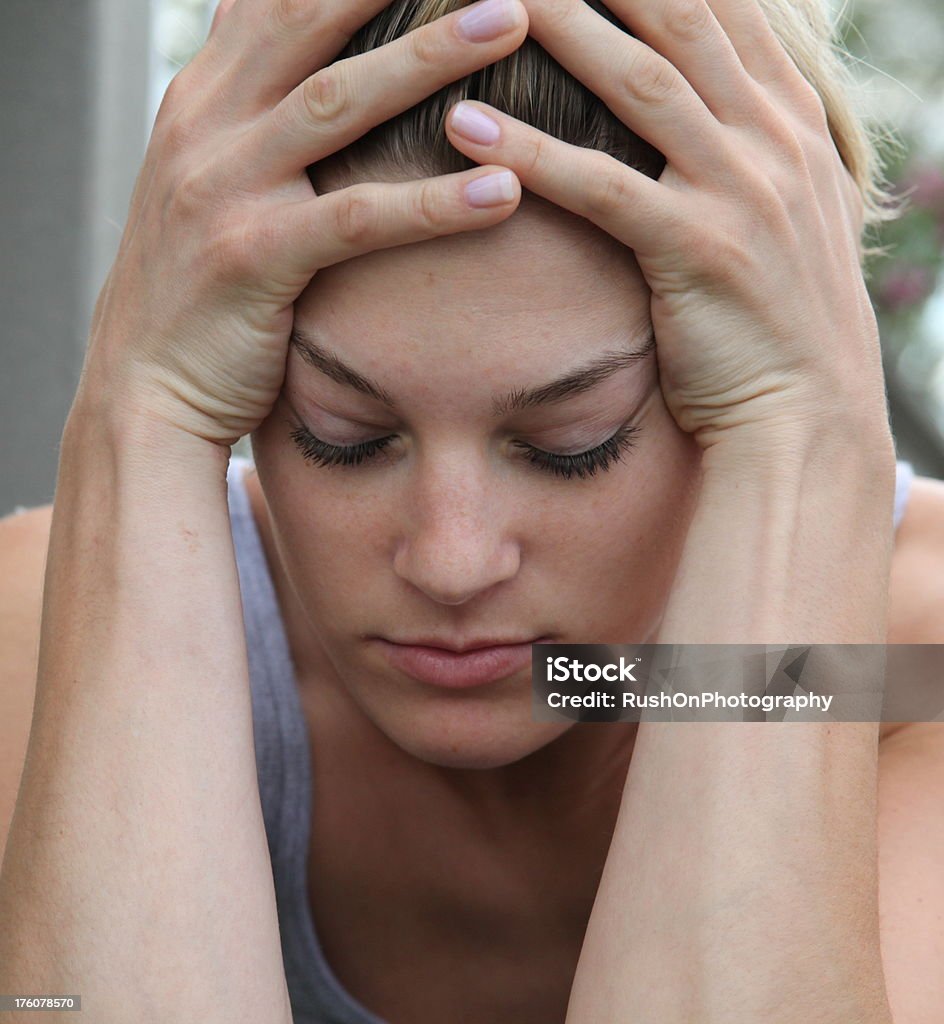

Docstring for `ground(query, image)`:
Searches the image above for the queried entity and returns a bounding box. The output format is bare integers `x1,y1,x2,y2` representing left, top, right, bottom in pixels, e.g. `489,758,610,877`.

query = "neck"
299,653,636,975
243,459,640,1024
310,654,637,827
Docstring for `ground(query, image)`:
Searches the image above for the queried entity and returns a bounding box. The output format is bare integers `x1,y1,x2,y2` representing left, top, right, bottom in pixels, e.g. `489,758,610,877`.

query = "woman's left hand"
444,0,889,452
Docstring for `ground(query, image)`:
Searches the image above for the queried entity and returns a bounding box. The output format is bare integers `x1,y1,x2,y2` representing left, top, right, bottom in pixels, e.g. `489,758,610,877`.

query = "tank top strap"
893,459,914,533
225,456,307,864
226,455,386,1024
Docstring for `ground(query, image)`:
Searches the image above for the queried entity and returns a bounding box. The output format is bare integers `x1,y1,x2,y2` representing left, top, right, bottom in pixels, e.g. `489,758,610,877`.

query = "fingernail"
452,102,501,145
465,171,516,208
457,0,521,42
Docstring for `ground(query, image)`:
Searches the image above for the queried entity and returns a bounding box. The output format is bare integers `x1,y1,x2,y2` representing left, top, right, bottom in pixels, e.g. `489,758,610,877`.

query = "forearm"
0,397,291,1023
567,422,898,1024
567,721,892,1023
656,416,898,646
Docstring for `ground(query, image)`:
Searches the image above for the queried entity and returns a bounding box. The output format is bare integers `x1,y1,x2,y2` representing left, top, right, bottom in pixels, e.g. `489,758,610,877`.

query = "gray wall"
1,0,150,516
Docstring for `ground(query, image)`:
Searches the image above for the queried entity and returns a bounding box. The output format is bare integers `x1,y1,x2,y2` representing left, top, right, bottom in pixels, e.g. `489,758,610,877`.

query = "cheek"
532,409,701,633
271,510,380,641
251,422,392,625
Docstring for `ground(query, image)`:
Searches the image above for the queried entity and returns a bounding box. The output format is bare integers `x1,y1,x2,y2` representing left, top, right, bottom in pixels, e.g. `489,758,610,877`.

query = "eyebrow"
289,324,656,417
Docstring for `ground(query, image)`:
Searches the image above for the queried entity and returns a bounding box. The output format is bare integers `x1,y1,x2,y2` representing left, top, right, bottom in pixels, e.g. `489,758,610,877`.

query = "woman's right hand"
79,0,527,447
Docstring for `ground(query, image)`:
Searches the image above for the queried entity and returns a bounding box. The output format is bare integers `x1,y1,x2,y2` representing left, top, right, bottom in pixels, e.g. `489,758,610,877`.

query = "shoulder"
877,721,944,1021
0,503,51,646
878,474,944,1019
0,503,53,861
0,503,52,673
0,501,53,559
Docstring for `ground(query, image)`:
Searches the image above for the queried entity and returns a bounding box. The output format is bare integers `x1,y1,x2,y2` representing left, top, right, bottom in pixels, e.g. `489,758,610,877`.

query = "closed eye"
288,421,642,479
511,422,641,479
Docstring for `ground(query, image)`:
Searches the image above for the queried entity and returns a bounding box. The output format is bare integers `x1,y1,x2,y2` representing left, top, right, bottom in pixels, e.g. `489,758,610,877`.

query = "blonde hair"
311,0,896,261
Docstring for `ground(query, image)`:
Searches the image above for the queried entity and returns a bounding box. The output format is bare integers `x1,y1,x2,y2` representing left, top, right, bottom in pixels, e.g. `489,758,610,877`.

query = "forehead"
294,196,650,373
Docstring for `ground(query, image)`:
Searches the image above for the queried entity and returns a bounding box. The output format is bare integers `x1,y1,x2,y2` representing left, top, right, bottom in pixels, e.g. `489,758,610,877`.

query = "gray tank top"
225,453,916,1024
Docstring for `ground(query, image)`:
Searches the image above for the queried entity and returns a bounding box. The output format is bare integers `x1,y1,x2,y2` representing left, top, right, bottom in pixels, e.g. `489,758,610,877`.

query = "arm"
564,422,898,1024
1,0,531,1014
0,398,293,1023
441,0,902,1015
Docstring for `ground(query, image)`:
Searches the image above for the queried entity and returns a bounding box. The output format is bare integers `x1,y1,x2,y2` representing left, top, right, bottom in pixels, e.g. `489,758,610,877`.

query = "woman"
0,0,942,1021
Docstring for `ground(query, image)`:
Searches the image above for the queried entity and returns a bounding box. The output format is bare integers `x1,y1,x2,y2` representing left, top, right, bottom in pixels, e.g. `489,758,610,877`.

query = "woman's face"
251,196,702,769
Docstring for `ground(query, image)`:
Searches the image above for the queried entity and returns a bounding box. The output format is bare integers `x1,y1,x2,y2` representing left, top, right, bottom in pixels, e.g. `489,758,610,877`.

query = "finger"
506,0,733,182
257,167,521,279
535,0,765,127
444,102,689,257
240,0,528,189
214,0,527,120
202,0,399,118
704,0,816,94
703,0,843,144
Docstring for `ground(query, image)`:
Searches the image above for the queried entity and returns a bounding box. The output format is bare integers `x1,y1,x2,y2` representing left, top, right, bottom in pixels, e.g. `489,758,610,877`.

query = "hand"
443,0,890,451
80,0,528,446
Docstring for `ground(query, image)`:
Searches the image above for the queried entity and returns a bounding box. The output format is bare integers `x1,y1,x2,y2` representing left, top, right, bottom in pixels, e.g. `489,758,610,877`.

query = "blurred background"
1,0,942,514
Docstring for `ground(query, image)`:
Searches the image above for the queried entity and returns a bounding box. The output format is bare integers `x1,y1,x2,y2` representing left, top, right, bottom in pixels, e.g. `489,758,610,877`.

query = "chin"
365,694,572,771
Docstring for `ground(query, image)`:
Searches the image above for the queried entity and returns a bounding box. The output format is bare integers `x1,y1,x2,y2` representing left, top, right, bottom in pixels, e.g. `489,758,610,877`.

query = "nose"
392,461,521,606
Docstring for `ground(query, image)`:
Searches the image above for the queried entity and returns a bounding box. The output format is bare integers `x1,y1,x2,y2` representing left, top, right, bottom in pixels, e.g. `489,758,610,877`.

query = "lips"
371,637,546,689
386,635,539,653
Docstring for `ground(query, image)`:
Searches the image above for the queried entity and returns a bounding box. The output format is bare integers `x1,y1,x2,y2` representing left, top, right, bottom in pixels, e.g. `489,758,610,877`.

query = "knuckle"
207,218,257,280
584,154,631,215
765,118,809,176
738,166,807,246
272,0,314,32
701,224,757,283
620,51,679,107
168,166,212,222
782,137,811,183
521,132,552,179
302,68,349,125
408,25,447,69
157,68,194,117
540,0,578,35
158,111,203,157
332,189,377,245
751,177,791,226
792,80,831,135
732,160,792,223
414,181,450,232
664,1,714,44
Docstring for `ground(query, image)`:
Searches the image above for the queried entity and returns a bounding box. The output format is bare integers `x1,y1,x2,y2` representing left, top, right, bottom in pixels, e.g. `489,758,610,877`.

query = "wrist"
700,411,896,501
65,378,232,473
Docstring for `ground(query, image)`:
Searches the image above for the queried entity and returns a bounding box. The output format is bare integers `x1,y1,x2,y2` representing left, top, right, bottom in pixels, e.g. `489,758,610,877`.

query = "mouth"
369,636,552,689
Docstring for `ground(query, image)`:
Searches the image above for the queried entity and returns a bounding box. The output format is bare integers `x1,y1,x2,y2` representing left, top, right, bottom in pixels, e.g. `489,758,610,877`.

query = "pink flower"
877,265,935,312
900,164,944,211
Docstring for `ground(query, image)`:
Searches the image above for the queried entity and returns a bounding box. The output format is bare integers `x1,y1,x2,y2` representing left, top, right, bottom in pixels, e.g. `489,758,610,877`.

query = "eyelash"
289,422,641,479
